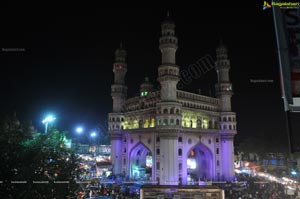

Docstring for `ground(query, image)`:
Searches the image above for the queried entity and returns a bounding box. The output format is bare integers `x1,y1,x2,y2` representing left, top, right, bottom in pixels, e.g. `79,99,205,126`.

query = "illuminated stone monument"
108,14,237,185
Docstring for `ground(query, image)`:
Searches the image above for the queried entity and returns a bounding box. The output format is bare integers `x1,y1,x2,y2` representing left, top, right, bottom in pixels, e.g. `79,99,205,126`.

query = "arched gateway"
129,142,152,180
187,143,213,183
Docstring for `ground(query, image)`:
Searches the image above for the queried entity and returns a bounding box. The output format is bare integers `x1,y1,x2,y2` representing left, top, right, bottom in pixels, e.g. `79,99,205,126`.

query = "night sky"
0,4,289,143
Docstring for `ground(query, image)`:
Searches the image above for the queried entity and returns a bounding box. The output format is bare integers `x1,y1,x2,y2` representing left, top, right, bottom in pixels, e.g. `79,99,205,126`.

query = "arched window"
139,120,143,128
170,119,174,124
223,125,227,130
214,121,218,129
112,117,115,122
163,119,168,125
178,137,182,142
170,107,175,114
229,125,232,130
228,117,232,121
178,148,182,156
216,138,219,143
197,119,202,128
163,108,168,114
223,117,227,122
208,121,213,129
176,119,180,125
216,148,219,154
117,117,120,122
190,120,193,128
121,117,124,122
176,109,179,114
156,148,160,155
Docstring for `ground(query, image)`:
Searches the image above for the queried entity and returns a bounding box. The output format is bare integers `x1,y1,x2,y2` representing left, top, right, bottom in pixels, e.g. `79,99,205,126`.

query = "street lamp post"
42,115,56,134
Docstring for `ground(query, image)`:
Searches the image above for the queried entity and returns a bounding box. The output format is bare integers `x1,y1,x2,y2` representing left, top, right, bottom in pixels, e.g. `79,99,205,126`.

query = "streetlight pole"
42,115,56,134
45,122,48,134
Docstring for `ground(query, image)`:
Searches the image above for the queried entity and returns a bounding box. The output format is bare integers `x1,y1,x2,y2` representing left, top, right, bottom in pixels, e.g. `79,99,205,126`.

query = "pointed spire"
217,37,227,52
115,41,126,62
162,10,174,25
209,89,212,96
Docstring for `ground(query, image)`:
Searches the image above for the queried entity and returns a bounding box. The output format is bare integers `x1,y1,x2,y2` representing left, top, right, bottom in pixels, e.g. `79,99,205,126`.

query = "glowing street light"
76,127,84,134
42,115,56,134
90,132,97,138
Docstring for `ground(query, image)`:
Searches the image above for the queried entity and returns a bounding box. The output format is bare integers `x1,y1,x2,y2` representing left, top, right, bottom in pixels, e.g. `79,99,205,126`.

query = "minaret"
215,40,237,181
109,43,127,175
157,12,180,101
156,13,182,185
111,43,127,112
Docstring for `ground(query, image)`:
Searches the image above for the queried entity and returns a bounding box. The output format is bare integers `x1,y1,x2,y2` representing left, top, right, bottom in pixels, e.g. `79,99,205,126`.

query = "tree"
0,114,84,198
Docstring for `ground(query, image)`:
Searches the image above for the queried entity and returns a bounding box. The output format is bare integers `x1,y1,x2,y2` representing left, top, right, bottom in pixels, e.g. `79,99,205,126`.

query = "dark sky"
0,3,289,143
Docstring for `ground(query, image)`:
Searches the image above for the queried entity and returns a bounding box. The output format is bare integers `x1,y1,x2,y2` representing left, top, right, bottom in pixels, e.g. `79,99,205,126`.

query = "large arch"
186,143,213,183
129,142,152,181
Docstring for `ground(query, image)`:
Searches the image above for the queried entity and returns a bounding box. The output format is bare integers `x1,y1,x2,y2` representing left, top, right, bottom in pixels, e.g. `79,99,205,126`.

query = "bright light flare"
90,132,97,137
187,158,196,169
76,127,84,134
42,115,56,124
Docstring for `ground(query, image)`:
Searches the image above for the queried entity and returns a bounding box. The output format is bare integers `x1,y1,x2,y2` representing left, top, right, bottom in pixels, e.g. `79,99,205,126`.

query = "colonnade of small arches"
219,116,237,130
181,101,218,112
109,118,221,130
158,67,179,77
177,91,219,104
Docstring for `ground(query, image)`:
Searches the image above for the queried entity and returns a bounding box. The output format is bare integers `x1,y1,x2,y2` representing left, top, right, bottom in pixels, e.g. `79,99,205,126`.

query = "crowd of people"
217,174,299,199
78,174,299,199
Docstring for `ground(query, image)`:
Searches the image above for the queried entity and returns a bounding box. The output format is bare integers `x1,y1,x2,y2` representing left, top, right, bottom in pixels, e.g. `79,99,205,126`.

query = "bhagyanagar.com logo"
263,1,300,10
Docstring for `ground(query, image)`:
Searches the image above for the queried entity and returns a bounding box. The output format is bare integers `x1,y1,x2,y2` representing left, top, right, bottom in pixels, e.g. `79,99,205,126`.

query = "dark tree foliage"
0,114,84,199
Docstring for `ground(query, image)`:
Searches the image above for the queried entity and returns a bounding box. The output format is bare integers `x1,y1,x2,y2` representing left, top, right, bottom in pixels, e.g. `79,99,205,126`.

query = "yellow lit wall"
203,119,208,129
144,119,149,128
181,110,206,129
133,120,138,129
150,118,155,127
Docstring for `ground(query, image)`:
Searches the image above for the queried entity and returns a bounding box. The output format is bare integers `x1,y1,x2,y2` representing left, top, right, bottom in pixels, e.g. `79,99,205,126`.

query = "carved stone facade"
108,14,237,185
